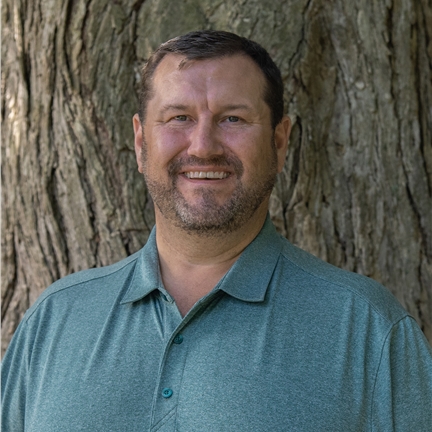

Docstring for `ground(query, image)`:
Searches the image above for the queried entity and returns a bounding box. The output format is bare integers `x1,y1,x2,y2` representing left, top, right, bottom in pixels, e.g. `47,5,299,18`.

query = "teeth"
185,171,229,179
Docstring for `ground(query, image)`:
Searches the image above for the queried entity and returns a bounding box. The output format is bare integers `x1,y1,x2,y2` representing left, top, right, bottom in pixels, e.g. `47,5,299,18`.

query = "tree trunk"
2,0,431,355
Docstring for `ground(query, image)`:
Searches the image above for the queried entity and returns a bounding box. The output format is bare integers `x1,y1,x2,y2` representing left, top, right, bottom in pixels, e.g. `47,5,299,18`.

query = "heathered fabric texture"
2,217,432,431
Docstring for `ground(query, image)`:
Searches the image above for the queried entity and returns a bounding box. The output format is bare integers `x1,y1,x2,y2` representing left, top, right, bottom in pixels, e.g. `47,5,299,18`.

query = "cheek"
233,136,275,173
145,128,188,164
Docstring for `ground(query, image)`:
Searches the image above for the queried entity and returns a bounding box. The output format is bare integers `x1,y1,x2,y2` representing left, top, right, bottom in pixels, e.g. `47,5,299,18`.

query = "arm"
371,316,432,431
2,320,30,432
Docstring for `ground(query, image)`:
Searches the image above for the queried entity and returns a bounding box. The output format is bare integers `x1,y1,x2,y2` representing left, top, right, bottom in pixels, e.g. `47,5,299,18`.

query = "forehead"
150,53,267,102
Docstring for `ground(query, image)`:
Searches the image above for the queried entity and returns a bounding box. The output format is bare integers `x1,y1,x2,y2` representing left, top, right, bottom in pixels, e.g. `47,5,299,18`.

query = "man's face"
133,54,290,235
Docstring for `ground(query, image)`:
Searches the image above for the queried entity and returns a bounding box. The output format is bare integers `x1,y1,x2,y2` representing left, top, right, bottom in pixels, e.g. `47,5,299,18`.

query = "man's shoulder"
23,249,142,322
276,236,409,325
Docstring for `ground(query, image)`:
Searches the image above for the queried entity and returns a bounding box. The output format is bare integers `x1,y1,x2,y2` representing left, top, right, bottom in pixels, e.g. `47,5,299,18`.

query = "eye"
174,115,188,121
227,116,240,123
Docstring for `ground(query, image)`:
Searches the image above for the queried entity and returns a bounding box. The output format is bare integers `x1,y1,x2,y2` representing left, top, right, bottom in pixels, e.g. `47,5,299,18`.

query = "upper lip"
180,166,232,173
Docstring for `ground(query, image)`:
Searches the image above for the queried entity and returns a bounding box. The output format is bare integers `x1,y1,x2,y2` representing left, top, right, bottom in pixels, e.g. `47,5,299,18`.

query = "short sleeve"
1,319,31,432
371,316,432,431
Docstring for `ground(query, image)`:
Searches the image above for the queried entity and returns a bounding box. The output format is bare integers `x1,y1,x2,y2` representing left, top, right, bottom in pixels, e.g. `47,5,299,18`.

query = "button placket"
158,333,184,402
150,330,189,429
150,290,220,430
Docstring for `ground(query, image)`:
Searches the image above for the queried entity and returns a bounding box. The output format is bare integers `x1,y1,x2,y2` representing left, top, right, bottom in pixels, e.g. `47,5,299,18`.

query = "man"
2,30,432,431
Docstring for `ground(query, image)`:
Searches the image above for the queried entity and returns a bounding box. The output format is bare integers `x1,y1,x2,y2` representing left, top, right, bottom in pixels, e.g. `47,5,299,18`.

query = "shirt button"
162,388,173,398
173,334,184,344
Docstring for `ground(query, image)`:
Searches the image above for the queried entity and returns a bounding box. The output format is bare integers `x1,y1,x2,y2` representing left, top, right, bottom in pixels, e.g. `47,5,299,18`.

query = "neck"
154,203,268,316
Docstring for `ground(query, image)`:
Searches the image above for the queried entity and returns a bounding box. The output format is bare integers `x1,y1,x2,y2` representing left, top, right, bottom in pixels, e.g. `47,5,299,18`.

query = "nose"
187,118,224,158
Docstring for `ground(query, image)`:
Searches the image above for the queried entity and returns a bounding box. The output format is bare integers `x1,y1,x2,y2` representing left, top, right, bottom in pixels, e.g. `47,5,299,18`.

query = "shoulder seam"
23,255,140,323
369,315,413,430
279,250,408,325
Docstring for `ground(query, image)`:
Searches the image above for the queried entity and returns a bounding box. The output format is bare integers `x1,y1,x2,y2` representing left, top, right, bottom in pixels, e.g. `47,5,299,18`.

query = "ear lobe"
133,114,144,173
274,115,292,173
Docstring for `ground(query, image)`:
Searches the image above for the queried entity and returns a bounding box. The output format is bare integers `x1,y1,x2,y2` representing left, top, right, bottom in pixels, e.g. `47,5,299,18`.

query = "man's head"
134,31,291,236
138,30,284,130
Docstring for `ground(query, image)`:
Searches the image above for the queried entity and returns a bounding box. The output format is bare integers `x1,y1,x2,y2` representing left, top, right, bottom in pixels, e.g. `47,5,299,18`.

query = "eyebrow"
220,104,253,112
160,104,189,115
160,103,253,114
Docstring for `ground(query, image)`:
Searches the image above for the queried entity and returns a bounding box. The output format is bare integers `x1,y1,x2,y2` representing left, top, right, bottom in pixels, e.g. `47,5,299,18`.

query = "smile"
184,171,229,179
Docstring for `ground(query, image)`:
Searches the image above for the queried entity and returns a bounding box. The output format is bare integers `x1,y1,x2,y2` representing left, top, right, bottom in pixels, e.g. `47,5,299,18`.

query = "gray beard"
142,149,277,237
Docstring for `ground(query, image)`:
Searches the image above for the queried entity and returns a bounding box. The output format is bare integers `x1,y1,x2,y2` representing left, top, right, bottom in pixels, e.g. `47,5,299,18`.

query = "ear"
133,114,144,173
274,115,292,173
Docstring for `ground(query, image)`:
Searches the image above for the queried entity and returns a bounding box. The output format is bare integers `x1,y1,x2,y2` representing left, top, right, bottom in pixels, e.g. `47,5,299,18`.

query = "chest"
24,293,374,431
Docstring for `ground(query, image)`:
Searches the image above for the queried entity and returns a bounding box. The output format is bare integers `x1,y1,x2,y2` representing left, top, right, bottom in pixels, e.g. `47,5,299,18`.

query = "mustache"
168,155,244,177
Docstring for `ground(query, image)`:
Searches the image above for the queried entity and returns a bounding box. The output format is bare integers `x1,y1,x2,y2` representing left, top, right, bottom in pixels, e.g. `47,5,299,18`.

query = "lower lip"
180,174,231,183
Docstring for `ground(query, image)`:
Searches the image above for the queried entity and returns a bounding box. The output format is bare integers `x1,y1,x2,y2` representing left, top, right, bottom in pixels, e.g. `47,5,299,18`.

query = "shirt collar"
120,228,162,304
120,215,283,304
217,215,282,302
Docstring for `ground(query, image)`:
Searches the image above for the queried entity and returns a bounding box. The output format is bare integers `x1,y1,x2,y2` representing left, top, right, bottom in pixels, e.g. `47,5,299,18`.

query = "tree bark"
2,0,431,355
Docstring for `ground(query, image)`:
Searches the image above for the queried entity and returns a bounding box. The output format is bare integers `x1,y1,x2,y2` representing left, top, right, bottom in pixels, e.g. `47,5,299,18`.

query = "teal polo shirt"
2,217,432,431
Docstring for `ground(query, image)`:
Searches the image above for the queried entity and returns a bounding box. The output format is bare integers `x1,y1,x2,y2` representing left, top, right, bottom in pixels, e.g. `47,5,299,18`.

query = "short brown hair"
138,30,284,129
